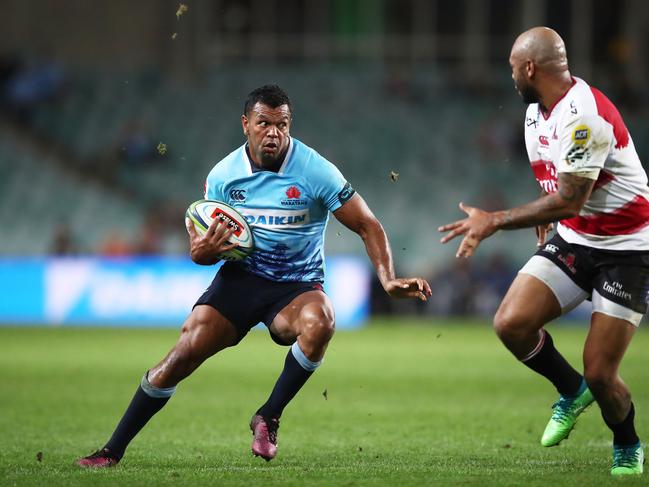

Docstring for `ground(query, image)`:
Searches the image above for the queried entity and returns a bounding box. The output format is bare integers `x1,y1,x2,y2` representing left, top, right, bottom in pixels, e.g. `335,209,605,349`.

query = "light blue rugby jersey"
204,137,355,282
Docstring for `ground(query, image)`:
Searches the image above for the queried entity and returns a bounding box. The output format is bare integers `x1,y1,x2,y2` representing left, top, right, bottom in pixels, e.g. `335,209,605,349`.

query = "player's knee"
299,304,335,345
493,306,527,343
584,364,616,394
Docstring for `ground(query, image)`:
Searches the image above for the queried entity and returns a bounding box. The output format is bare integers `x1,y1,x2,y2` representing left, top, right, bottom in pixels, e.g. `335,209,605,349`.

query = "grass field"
1,318,647,486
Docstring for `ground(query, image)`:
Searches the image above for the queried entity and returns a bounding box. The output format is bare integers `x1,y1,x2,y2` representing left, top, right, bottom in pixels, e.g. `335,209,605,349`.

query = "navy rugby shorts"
194,262,324,343
521,234,649,325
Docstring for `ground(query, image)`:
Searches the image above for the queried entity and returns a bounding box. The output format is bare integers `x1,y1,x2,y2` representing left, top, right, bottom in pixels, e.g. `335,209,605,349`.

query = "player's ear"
525,60,535,79
241,114,249,137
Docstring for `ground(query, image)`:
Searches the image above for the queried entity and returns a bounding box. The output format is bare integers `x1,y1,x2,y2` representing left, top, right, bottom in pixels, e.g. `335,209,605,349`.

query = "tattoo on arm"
496,173,594,230
557,173,594,203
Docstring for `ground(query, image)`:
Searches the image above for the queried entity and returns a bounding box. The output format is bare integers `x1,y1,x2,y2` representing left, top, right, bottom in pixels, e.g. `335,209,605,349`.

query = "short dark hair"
243,84,292,116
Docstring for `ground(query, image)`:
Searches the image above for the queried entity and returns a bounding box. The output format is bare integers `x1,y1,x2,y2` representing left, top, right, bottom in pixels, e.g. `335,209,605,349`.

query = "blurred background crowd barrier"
0,0,647,325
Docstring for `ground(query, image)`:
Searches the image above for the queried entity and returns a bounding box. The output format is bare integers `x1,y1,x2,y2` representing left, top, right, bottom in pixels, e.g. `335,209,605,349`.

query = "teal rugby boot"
541,380,595,447
611,442,644,476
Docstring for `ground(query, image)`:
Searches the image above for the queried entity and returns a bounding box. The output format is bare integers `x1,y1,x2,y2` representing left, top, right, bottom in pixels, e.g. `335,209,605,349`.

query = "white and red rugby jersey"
524,77,649,250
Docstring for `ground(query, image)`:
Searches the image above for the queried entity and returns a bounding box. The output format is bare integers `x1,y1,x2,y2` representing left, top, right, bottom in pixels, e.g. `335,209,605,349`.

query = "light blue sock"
291,342,322,372
140,373,176,398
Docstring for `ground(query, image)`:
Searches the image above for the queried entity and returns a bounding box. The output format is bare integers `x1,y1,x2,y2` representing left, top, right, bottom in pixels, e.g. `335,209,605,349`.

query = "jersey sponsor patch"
565,145,589,166
240,208,310,228
281,186,308,207
572,125,590,145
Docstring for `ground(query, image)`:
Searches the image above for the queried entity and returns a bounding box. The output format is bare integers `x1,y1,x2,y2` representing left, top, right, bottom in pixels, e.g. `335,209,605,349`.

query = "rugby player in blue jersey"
77,84,431,468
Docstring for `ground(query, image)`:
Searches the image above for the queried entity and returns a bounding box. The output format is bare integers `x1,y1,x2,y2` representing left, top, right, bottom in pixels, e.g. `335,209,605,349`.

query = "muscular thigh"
269,290,334,345
176,305,239,356
497,272,563,329
508,235,593,321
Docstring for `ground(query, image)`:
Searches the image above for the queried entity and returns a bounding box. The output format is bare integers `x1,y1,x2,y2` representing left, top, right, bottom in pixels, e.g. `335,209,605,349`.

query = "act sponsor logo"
572,124,590,145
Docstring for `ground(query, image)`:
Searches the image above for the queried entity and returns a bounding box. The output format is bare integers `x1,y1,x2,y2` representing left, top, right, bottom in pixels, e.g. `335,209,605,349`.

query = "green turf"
1,319,647,486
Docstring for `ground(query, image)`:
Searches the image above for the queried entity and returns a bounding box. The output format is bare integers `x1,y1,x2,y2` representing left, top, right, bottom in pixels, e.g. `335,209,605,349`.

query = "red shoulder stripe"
590,87,629,149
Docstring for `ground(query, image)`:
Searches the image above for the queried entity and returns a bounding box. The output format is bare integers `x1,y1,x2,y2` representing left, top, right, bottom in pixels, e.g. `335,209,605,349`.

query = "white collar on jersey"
243,137,294,176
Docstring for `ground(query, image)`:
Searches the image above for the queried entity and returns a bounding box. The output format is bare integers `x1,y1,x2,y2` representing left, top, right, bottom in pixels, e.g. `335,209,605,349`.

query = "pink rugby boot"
250,414,279,461
76,448,120,468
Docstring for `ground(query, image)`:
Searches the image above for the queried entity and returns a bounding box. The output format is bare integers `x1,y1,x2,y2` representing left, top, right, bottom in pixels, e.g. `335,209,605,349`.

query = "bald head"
511,27,569,74
509,27,573,107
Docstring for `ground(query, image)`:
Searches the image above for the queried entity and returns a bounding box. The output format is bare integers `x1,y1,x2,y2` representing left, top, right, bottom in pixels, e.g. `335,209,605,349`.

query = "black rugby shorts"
535,234,649,314
194,262,324,343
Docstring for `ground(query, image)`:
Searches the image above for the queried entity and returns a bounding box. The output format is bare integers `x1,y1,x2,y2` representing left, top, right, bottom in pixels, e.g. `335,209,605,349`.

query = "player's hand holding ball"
186,216,238,265
185,200,254,264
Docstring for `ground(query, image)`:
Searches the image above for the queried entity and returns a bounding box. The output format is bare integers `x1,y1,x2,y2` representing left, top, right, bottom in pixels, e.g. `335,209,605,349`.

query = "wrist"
491,210,508,230
379,275,394,291
190,244,219,265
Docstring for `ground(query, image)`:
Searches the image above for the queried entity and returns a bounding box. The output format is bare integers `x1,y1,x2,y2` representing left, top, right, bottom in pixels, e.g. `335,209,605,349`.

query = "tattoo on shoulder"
557,173,594,202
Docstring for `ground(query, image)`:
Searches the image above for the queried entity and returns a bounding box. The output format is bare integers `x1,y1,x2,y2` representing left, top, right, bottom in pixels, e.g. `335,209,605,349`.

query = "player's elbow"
356,216,384,241
553,195,585,220
559,202,583,219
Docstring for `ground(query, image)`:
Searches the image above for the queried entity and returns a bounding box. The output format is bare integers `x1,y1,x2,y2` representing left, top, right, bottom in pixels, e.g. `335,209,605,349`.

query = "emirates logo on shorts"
603,281,632,301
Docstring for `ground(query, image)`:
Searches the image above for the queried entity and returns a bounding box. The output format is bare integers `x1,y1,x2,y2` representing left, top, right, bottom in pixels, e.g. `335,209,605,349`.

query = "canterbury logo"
229,189,247,201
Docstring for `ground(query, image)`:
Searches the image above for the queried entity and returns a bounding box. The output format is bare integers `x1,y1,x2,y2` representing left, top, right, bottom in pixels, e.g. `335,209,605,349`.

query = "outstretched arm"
333,194,432,301
439,172,595,258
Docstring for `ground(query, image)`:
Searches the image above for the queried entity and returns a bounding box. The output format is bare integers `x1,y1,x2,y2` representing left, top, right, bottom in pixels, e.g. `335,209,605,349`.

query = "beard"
517,82,541,105
256,144,288,170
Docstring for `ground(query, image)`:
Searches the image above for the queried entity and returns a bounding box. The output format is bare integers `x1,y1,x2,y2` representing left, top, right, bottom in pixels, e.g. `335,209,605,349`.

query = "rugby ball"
185,199,254,261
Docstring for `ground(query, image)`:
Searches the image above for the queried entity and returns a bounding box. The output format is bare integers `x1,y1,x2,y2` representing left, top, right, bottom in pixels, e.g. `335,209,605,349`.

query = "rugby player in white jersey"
439,27,647,475
77,85,432,468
